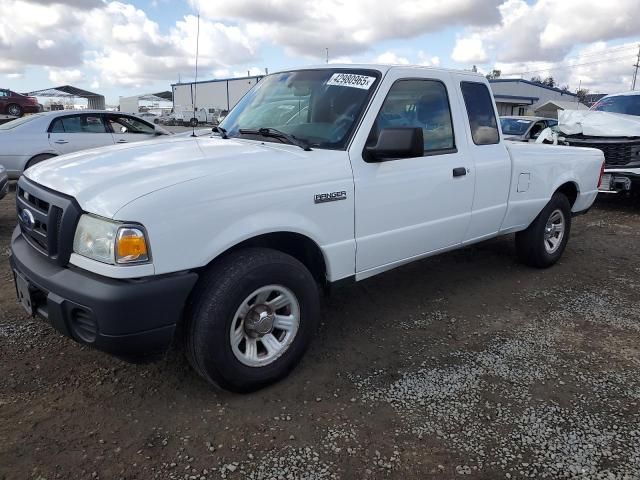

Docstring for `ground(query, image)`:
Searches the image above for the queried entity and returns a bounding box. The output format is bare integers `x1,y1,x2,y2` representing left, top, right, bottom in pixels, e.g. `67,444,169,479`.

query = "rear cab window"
460,82,500,145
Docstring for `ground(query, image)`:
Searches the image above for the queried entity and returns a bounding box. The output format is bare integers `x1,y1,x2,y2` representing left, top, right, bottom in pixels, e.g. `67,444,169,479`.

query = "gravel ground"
1,187,639,480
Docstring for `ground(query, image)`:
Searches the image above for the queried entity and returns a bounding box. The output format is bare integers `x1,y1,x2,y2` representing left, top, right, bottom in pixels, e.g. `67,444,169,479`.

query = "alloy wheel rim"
230,285,300,367
544,209,565,254
7,105,20,116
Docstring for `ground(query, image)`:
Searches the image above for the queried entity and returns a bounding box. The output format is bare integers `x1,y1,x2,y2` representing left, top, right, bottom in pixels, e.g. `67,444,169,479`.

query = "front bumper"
600,170,640,193
10,227,198,360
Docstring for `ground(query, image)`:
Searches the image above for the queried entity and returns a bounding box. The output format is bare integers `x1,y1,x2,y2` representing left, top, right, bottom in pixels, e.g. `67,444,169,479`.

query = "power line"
502,54,636,77
559,45,636,60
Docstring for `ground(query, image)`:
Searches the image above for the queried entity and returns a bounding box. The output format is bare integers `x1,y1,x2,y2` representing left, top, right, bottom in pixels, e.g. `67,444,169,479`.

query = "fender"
200,211,355,282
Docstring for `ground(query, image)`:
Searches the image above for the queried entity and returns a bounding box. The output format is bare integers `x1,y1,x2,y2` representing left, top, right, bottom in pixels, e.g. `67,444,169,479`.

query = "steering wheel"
330,105,359,142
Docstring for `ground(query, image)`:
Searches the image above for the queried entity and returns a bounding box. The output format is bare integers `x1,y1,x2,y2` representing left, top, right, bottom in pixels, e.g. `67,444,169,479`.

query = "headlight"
73,214,150,265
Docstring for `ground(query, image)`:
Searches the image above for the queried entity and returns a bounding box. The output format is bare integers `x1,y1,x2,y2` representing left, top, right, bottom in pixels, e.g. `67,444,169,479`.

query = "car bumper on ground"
599,169,640,194
10,227,198,360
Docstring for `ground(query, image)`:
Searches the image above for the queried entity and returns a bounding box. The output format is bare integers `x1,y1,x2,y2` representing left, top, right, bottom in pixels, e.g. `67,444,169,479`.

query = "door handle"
453,167,467,177
117,139,128,143
54,139,68,144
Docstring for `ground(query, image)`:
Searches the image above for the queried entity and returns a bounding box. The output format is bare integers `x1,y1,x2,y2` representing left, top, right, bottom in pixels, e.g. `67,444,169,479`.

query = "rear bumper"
22,105,41,114
10,227,198,359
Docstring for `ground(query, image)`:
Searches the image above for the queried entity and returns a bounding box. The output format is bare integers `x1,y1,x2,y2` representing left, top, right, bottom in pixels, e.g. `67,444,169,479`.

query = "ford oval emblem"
19,209,35,230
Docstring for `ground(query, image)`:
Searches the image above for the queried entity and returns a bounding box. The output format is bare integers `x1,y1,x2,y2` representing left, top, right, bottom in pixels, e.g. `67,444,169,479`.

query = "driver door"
106,114,157,145
349,69,475,276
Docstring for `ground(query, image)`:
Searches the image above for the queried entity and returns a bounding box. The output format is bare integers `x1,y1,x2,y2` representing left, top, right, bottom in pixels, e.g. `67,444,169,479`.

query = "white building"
118,92,173,115
172,75,263,113
489,79,584,117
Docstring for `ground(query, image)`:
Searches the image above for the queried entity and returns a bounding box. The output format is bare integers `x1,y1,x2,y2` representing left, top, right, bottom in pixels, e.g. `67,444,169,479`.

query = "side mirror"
364,127,424,162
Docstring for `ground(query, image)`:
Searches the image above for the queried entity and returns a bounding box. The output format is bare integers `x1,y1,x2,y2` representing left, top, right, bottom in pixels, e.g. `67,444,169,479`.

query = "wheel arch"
202,231,329,286
554,180,579,207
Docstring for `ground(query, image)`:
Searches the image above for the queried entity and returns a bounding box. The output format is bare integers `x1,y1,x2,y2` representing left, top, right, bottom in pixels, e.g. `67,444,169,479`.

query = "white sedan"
0,110,170,179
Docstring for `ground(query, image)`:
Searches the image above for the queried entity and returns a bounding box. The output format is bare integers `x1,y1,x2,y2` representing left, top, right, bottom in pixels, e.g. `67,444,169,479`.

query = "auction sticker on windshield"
327,73,376,90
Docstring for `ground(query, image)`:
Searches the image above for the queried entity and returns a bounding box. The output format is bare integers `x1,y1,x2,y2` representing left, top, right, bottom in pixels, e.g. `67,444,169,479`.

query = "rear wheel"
6,104,22,117
25,153,56,171
184,248,320,392
516,192,572,268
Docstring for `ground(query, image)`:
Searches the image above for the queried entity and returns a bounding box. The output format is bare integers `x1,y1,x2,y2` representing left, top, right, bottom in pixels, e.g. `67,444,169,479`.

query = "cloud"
452,0,640,64
0,0,258,86
417,51,441,67
451,35,488,63
191,0,503,58
0,1,86,73
496,41,639,93
28,0,103,8
47,68,84,84
374,52,410,65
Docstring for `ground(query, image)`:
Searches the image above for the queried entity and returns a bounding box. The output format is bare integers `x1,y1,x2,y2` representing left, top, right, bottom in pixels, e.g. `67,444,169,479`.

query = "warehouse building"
489,79,583,117
171,75,263,113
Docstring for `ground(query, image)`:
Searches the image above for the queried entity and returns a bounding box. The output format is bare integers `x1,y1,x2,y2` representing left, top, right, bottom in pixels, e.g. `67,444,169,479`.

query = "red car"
0,89,41,117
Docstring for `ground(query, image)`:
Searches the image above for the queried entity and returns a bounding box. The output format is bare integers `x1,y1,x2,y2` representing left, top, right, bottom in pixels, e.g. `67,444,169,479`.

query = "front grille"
17,186,51,255
566,137,640,168
16,177,81,266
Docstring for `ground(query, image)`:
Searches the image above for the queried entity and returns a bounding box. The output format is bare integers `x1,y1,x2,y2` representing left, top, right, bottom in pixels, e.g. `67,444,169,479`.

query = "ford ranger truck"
10,65,604,392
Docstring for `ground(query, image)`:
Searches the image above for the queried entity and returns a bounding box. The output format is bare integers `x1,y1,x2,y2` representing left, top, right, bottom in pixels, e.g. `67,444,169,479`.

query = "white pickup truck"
10,65,604,392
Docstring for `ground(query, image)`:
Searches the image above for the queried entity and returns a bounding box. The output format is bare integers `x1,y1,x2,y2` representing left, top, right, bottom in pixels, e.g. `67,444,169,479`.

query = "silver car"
500,116,558,142
0,110,170,179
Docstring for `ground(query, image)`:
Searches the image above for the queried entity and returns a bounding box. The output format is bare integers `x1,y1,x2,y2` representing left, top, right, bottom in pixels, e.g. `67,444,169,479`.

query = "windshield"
0,113,46,130
591,95,640,116
220,69,381,149
500,118,532,136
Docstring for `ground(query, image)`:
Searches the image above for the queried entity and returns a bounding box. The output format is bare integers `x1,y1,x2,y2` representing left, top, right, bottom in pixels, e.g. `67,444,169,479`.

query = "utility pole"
577,79,581,104
632,44,640,91
326,48,329,64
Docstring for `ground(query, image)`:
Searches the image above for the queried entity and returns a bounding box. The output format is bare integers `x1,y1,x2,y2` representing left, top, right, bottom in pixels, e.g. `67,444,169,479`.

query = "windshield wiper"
238,127,312,151
212,125,228,139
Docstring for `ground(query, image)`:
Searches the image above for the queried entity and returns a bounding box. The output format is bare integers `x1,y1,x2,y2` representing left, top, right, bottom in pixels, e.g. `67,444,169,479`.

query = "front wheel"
184,248,320,392
516,192,572,268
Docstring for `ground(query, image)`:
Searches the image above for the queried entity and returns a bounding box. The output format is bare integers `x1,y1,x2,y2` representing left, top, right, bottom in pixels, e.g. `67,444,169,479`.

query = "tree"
530,75,543,84
576,88,590,103
560,85,570,93
486,69,501,80
543,76,555,87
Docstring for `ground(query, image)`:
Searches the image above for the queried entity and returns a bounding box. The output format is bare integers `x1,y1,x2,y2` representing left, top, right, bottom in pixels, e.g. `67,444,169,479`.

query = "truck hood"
25,135,305,218
558,110,640,137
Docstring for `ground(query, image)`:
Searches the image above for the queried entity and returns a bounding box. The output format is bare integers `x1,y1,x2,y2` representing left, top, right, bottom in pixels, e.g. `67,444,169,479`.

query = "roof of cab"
273,63,487,78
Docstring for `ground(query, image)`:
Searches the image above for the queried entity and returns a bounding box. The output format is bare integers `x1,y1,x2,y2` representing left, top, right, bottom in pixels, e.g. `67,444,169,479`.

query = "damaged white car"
538,91,640,194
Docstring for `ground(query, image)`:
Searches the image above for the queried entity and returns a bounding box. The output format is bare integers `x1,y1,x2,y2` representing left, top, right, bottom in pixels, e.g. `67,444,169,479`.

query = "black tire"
153,118,160,124
6,103,22,117
184,248,320,392
189,118,198,127
516,192,572,268
25,153,56,171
